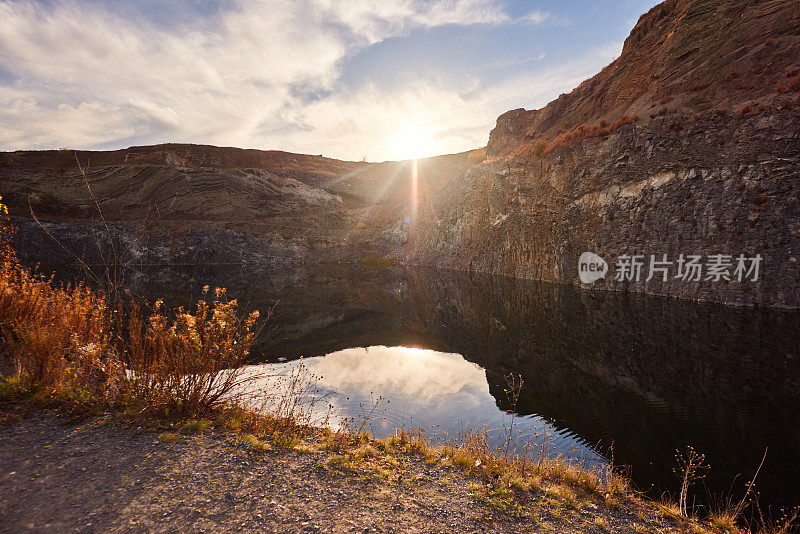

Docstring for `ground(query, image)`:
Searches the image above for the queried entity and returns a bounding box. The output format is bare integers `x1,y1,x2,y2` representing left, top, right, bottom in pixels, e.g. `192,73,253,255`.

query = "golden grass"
659,498,682,519
708,510,739,532
539,114,639,157
158,432,180,444
239,433,271,452
182,418,212,434
0,256,261,419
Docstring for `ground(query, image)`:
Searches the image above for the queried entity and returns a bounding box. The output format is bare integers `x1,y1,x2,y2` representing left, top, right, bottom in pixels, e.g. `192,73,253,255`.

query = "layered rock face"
2,144,472,267
406,0,800,307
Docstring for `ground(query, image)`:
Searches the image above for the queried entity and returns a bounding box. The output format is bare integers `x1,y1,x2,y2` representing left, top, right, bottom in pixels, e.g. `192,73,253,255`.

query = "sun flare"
386,121,437,161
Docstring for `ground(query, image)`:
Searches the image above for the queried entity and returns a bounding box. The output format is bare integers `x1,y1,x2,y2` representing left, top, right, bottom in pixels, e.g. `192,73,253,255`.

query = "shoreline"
0,406,701,534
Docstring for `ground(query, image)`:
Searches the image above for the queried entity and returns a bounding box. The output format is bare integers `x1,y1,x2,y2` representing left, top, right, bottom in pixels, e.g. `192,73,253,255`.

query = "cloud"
313,0,511,44
0,0,608,161
0,0,514,153
519,10,550,25
268,40,621,161
272,81,497,160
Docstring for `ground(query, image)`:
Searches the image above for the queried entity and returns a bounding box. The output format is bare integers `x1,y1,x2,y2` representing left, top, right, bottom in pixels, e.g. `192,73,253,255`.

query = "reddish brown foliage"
690,81,711,91
739,104,752,118
0,259,261,416
649,107,669,119
539,114,639,156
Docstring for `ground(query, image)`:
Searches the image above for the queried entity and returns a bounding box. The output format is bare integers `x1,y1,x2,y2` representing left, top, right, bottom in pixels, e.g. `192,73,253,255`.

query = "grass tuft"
158,432,179,444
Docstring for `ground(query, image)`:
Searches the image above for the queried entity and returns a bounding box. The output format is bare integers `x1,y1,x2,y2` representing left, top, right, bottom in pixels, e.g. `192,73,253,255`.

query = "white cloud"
0,0,515,154
0,0,609,161
519,10,550,25
313,0,511,44
274,81,497,160
268,41,622,162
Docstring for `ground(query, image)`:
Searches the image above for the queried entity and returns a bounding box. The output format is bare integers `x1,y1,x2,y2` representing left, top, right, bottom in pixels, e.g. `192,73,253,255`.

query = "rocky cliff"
405,0,800,307
2,144,473,267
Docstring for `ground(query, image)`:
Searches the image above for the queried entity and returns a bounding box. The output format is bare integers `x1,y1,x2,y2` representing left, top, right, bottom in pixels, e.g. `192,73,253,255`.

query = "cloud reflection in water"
244,345,606,469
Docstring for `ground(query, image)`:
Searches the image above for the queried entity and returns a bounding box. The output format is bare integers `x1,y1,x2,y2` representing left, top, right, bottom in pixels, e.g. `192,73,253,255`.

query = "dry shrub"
649,106,669,119
0,190,309,429
531,140,548,159
690,81,711,91
0,195,15,262
0,262,122,403
121,286,261,417
244,357,331,429
540,114,638,156
0,235,262,418
1,195,120,402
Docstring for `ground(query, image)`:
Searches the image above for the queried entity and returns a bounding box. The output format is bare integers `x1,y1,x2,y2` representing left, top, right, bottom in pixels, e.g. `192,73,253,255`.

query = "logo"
578,252,608,284
577,252,762,284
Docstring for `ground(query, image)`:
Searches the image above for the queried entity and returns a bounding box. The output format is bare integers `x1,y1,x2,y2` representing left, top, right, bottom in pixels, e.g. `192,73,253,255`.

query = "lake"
47,262,800,517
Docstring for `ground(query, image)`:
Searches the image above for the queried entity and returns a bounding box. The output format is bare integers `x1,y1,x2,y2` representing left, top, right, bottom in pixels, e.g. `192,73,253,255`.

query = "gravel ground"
0,410,684,533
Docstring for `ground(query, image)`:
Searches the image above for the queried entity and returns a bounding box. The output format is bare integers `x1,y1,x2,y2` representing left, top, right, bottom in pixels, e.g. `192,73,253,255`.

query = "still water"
49,262,800,515
243,345,606,470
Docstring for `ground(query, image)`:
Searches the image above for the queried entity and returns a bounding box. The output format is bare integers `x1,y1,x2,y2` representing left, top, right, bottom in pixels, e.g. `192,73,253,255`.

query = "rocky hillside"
405,0,800,307
2,144,474,267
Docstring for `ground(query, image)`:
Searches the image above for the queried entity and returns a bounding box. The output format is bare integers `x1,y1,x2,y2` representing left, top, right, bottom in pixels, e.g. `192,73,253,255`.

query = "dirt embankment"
0,410,688,534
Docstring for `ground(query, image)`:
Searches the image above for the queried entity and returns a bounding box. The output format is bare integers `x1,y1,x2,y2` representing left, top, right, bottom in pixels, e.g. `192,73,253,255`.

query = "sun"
386,120,437,161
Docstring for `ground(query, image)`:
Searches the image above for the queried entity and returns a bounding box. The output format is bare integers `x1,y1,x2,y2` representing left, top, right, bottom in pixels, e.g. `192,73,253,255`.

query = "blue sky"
0,0,661,161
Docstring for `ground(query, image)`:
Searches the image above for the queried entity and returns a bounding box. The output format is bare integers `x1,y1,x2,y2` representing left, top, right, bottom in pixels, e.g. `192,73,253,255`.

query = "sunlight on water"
240,345,606,468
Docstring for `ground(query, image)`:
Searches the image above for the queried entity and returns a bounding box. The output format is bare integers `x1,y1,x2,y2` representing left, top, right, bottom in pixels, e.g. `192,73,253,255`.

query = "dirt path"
0,411,680,533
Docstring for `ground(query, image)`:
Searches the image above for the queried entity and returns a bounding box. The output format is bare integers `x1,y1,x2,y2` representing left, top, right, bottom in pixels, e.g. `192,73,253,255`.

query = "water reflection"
252,345,605,468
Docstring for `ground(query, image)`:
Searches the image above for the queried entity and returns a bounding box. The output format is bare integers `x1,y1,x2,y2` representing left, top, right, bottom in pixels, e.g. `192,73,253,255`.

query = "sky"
0,0,662,161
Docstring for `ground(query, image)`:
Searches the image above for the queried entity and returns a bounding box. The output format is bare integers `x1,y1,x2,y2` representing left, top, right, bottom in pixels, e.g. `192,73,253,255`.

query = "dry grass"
0,193,272,425
539,114,639,156
659,498,682,519
158,432,180,444
122,287,261,418
0,258,261,419
708,509,738,532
